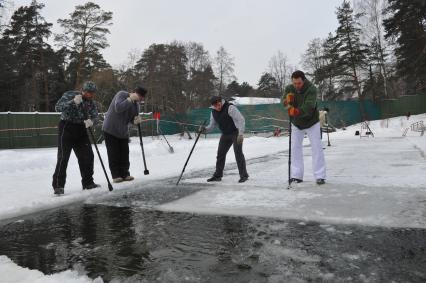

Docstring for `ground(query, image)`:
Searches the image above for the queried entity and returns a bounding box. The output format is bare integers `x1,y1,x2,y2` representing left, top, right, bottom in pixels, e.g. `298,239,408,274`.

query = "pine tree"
56,2,113,88
188,65,217,108
257,72,280,97
135,43,188,114
316,33,341,100
1,1,55,111
383,0,426,94
334,0,368,100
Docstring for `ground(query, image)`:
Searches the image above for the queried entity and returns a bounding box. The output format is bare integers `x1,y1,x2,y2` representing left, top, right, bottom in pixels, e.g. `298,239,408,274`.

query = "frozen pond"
0,184,425,282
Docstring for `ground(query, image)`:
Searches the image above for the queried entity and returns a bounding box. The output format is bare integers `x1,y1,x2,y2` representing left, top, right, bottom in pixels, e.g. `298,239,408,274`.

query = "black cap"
210,96,222,105
134,85,147,96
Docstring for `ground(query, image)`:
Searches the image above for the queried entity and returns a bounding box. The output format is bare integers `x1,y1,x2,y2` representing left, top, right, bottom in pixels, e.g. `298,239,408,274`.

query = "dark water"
0,184,425,283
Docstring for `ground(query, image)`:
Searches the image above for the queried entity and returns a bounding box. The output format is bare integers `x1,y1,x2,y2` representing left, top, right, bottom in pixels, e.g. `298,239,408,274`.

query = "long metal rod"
137,123,149,175
176,120,207,186
80,104,113,191
287,117,292,190
325,113,331,146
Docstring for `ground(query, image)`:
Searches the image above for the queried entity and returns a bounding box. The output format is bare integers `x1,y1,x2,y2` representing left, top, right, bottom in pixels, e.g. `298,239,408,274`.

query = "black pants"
104,132,130,179
214,134,248,178
52,120,94,189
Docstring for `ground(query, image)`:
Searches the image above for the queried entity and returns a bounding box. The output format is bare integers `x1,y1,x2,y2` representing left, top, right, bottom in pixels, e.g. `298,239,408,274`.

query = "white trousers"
290,122,326,180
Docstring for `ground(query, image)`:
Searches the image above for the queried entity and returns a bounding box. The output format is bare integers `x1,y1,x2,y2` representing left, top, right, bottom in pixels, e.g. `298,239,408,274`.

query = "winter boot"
83,183,100,190
207,176,222,182
238,176,248,183
123,176,134,182
53,187,64,195
113,177,124,183
290,178,303,183
316,179,326,185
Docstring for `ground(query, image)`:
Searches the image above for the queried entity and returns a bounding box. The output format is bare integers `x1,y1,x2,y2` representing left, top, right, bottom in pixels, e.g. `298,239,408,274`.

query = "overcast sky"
11,0,344,85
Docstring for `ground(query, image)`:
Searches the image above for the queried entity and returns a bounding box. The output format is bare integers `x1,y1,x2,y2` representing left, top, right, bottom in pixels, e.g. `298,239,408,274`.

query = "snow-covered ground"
1,114,425,282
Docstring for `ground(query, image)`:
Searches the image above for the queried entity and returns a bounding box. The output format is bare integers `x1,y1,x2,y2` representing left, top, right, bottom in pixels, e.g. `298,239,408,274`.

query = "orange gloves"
288,107,300,117
283,92,295,107
284,92,299,117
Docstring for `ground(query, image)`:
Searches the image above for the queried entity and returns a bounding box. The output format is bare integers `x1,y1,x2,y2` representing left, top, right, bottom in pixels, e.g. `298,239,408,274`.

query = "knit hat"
134,85,147,96
210,96,222,105
82,81,97,93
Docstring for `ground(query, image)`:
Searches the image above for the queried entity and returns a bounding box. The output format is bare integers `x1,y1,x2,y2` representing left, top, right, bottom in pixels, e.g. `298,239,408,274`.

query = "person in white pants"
284,70,326,185
290,122,326,183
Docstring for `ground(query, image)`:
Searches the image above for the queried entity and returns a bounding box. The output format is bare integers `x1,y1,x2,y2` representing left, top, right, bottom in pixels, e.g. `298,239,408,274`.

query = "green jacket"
55,90,98,124
283,80,319,130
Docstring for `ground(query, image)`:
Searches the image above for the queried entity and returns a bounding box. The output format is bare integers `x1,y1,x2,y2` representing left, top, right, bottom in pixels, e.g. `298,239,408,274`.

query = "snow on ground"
0,131,285,221
158,114,426,228
0,256,102,283
231,96,281,105
0,114,424,227
1,114,426,281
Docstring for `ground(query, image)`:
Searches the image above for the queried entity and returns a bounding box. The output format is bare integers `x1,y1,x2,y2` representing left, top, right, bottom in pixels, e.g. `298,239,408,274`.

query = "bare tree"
214,46,235,95
355,0,390,98
269,50,291,94
184,41,211,77
0,0,13,32
116,48,142,90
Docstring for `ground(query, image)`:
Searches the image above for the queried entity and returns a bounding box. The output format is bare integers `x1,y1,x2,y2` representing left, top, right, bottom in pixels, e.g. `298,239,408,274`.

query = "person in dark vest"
102,86,147,183
52,81,100,195
201,96,249,183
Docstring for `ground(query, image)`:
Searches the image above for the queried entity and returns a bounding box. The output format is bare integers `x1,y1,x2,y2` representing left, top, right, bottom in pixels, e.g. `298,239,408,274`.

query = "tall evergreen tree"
334,0,368,100
316,33,341,100
56,2,112,88
0,1,55,111
187,65,216,108
257,72,280,97
383,0,426,94
135,43,188,114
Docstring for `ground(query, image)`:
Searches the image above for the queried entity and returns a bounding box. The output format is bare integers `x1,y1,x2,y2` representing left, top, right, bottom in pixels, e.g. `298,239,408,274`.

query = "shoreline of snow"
0,256,103,283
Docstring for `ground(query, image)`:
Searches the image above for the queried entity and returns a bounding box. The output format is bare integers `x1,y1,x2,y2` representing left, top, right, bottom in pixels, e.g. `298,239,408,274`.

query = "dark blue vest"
212,102,238,135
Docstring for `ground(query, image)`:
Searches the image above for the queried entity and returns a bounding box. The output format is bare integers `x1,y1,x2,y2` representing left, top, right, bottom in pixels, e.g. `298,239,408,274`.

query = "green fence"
1,95,425,149
157,100,382,135
0,112,105,149
379,95,426,119
0,112,60,149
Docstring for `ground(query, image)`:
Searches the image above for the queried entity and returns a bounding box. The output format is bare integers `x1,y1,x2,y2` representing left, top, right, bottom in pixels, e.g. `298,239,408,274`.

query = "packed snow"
0,114,426,282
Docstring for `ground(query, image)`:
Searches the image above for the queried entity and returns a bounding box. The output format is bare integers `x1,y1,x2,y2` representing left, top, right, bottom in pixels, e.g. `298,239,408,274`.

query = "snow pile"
0,256,102,283
231,96,281,105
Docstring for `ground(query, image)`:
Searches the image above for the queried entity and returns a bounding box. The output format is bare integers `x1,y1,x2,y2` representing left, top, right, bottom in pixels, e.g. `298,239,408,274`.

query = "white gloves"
73,94,83,105
237,134,244,144
133,116,143,124
84,119,93,128
127,93,139,103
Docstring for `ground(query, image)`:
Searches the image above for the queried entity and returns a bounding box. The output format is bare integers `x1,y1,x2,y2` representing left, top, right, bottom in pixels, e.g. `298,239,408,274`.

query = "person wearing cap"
52,81,100,195
201,96,249,183
318,107,329,139
102,86,147,183
283,70,326,185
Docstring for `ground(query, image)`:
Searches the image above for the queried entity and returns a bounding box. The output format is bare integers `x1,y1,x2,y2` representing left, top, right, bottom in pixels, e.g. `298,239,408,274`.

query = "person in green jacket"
283,70,326,185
